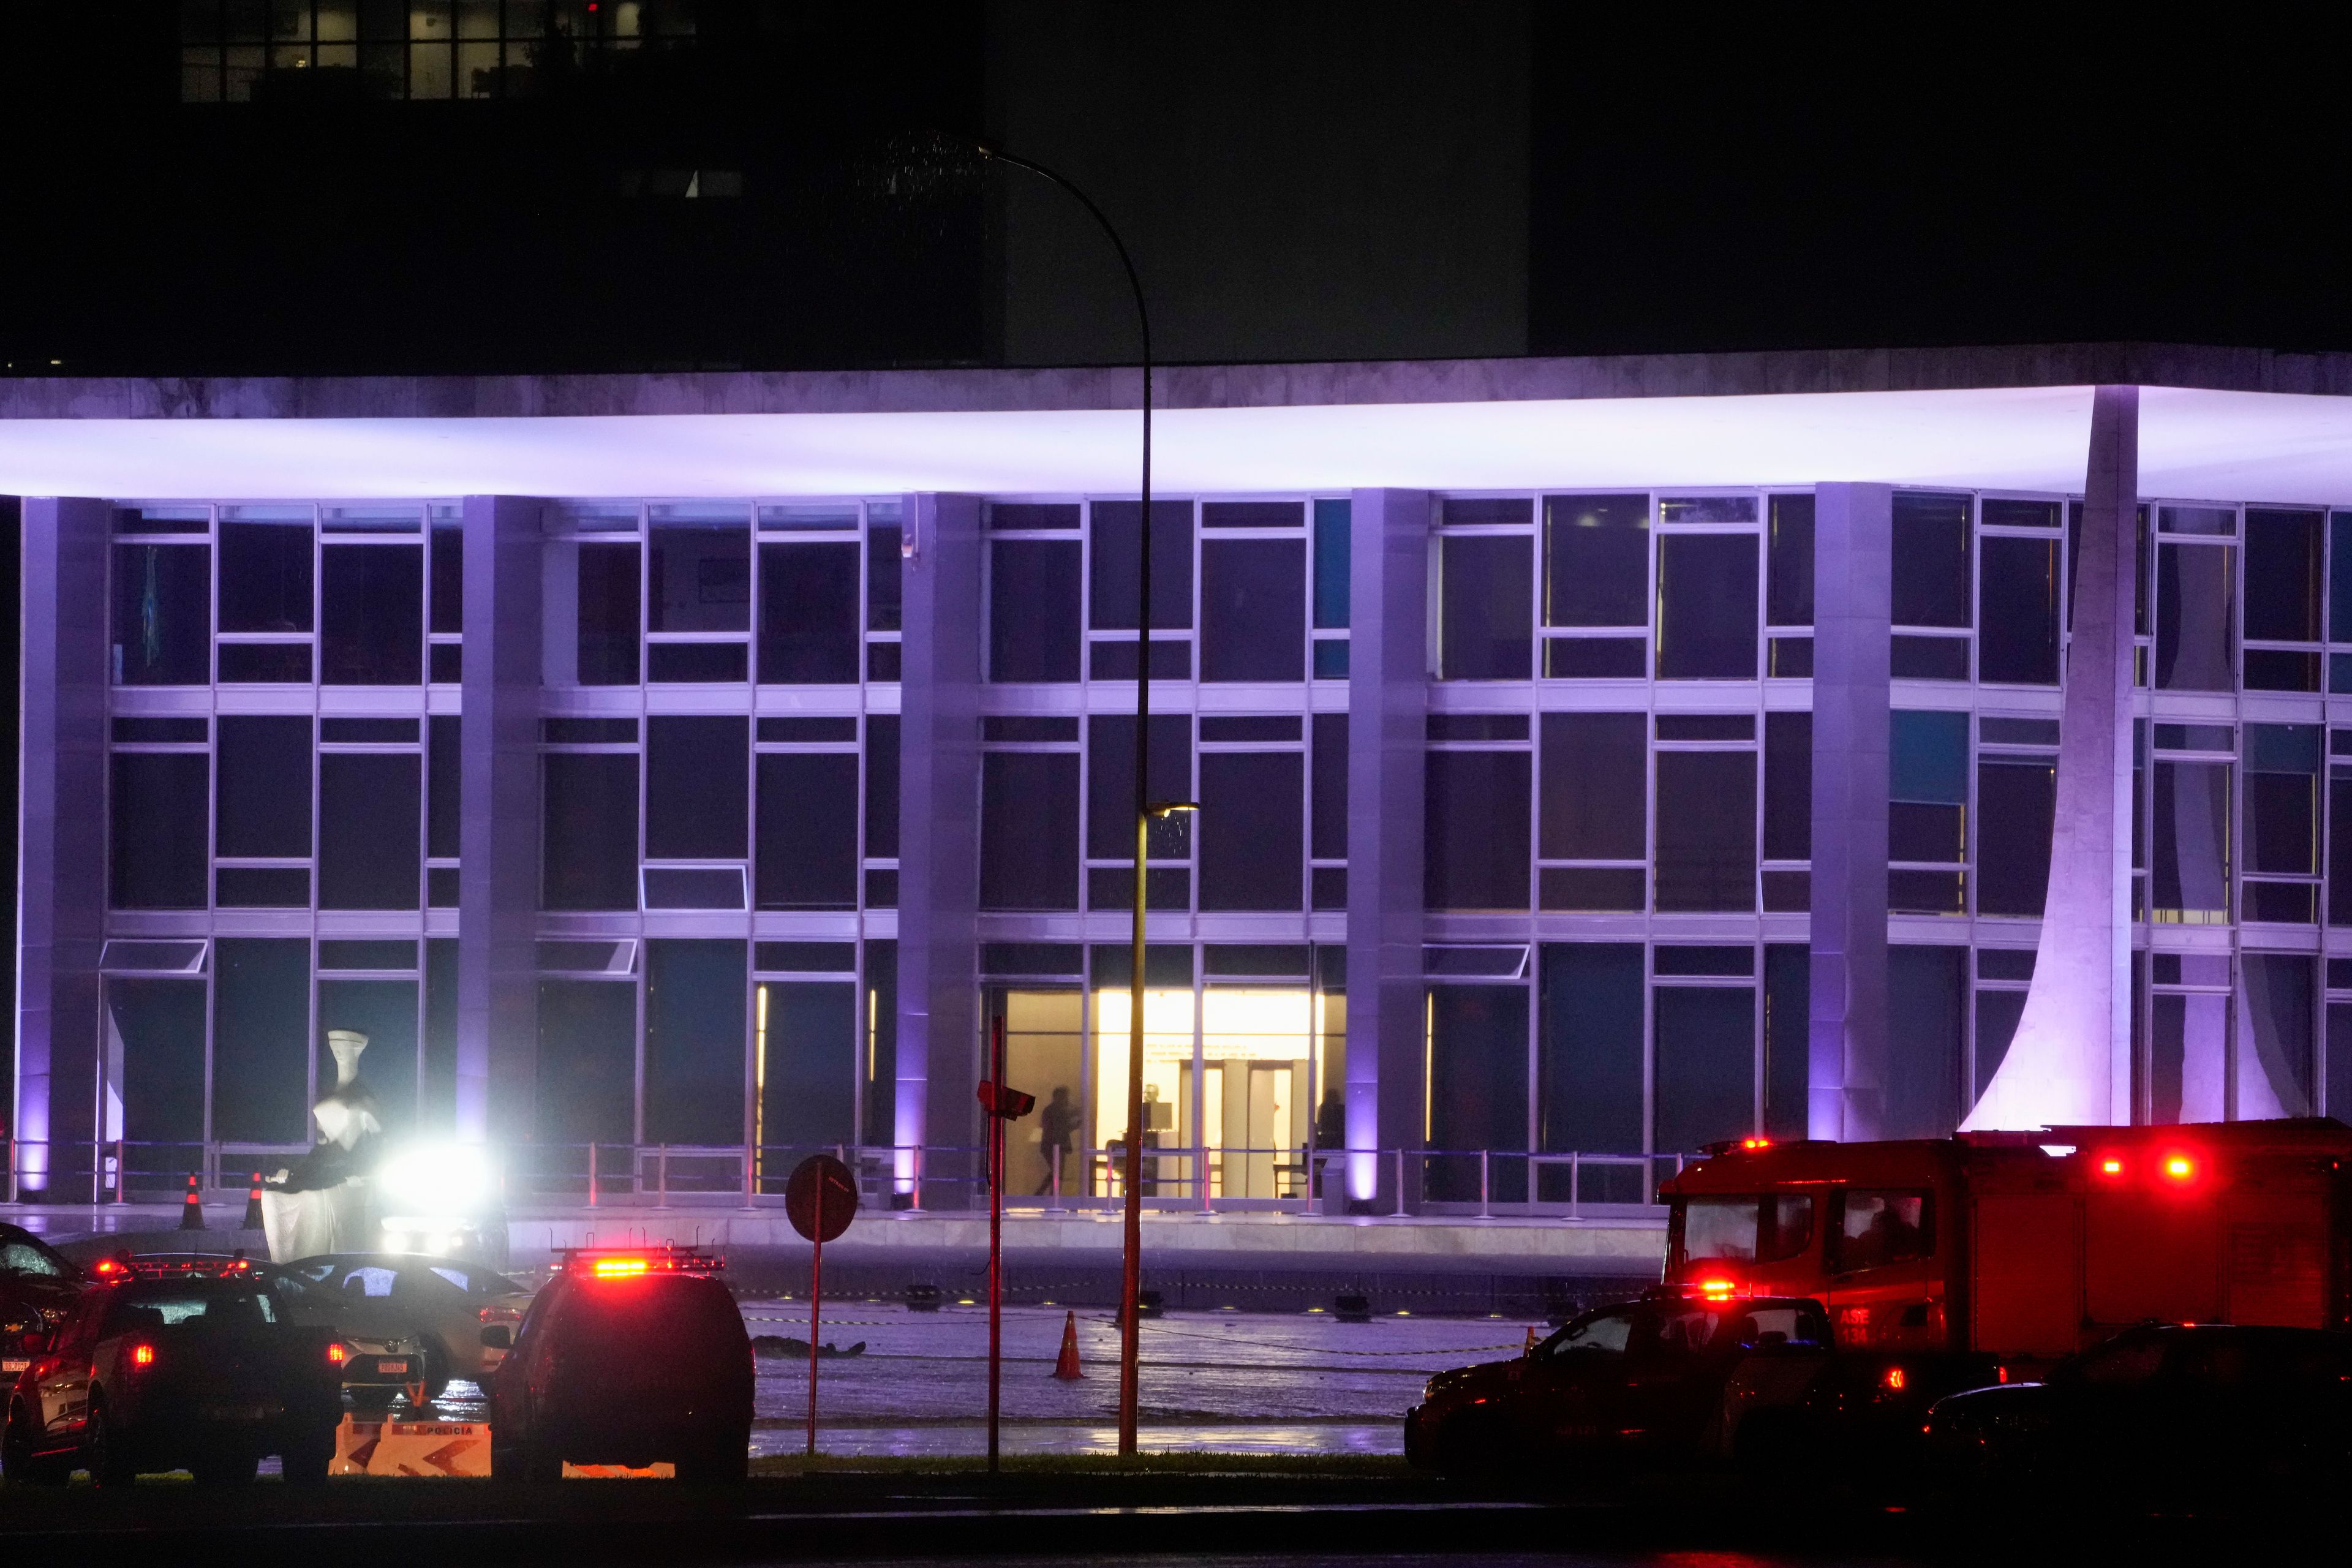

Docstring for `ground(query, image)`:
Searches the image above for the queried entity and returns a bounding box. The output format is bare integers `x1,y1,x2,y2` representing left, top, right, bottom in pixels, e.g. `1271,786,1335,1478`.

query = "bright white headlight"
377,1142,495,1216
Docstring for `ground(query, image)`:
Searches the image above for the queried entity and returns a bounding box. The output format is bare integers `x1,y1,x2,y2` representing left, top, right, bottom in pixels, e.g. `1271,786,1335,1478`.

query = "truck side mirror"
480,1324,513,1351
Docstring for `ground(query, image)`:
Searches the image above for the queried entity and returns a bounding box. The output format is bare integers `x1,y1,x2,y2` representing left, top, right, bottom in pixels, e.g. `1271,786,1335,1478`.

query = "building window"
2242,723,2320,924
320,541,424,685
1656,532,1758,680
644,940,747,1147
1888,709,1967,916
542,747,639,911
2155,508,2237,692
111,539,211,687
756,540,859,685
1653,749,1755,913
1086,715,1193,911
1199,536,1305,682
755,749,859,911
1543,494,1648,628
981,747,1080,911
1430,522,1524,682
179,0,699,105
2244,508,2322,692
1089,500,1193,679
989,538,1082,682
1311,498,1351,677
1426,985,1529,1200
1537,943,1643,1197
1425,742,1531,911
1537,712,1645,912
1198,737,1303,912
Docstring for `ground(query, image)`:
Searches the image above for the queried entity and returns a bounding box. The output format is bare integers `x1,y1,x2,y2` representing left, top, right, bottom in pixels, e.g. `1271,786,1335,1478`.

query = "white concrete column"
1964,385,2138,1130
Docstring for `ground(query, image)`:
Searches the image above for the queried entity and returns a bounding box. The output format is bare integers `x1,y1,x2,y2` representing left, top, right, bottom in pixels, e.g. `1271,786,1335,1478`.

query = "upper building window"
179,0,698,105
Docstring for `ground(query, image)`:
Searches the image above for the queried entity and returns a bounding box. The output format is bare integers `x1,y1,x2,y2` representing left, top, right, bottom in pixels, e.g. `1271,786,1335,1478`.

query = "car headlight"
377,1142,496,1216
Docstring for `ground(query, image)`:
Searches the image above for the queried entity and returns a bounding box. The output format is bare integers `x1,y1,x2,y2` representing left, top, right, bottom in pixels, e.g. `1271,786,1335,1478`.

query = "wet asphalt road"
733,1300,1534,1456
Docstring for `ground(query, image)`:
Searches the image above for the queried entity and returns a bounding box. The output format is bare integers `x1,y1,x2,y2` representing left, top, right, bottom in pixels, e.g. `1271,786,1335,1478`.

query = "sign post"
976,1016,1035,1473
784,1152,858,1460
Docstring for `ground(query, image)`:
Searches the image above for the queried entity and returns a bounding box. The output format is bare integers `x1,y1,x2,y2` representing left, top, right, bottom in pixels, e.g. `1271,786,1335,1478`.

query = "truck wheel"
2,1403,65,1486
83,1398,137,1488
282,1426,335,1486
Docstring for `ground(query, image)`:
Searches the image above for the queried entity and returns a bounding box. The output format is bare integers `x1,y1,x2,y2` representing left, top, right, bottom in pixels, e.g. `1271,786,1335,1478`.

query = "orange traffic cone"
178,1172,205,1231
1052,1310,1084,1380
243,1172,265,1231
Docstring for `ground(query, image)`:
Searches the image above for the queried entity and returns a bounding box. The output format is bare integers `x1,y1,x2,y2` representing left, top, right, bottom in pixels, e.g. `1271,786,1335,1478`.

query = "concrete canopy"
7,344,2352,502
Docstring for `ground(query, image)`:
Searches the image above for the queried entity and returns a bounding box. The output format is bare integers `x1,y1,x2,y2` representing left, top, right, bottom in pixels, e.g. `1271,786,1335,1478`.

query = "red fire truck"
1659,1118,2352,1373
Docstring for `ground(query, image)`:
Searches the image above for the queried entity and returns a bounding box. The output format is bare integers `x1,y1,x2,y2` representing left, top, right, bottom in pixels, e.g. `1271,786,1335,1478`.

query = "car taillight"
1881,1365,1906,1392
478,1305,523,1323
327,1343,349,1365
2161,1154,2197,1183
131,1344,156,1368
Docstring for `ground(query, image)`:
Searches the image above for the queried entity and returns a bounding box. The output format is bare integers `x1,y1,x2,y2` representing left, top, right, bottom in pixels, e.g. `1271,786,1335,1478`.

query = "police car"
487,1246,753,1482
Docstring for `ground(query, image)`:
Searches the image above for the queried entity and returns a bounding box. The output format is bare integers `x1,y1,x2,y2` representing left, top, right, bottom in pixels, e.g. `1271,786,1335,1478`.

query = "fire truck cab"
1659,1119,2352,1372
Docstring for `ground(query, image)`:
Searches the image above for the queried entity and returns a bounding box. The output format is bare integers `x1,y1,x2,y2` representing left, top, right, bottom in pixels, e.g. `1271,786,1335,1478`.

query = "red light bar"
2161,1154,2197,1182
2098,1156,2125,1177
1697,1277,1740,1299
1739,1137,1772,1152
553,1243,724,1278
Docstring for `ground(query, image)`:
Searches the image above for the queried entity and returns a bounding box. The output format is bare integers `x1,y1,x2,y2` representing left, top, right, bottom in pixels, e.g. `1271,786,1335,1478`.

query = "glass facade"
53,483,2352,1208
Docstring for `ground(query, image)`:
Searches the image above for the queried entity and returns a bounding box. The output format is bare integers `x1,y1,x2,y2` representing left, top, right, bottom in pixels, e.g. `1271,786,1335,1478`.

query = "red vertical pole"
987,1014,1006,1473
805,1229,822,1459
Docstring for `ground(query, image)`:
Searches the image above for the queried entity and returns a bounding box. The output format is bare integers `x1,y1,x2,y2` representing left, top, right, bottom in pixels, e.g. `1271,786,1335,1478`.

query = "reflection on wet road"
736,1301,1537,1458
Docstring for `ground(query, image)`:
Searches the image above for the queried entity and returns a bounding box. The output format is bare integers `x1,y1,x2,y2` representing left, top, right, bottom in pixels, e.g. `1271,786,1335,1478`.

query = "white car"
270,1254,532,1397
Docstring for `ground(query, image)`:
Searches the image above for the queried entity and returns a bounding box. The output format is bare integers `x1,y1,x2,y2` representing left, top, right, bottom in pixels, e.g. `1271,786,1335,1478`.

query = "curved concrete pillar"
1963,385,2138,1131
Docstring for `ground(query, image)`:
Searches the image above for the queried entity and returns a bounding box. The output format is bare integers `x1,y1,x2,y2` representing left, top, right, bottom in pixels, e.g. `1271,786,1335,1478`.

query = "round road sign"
785,1153,859,1244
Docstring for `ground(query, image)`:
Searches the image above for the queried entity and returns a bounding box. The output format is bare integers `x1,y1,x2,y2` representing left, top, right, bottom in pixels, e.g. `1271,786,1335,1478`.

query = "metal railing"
2,1134,1684,1216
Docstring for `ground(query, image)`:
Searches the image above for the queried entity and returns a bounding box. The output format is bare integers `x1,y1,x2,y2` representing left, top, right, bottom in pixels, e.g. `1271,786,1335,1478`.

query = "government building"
6,344,2348,1213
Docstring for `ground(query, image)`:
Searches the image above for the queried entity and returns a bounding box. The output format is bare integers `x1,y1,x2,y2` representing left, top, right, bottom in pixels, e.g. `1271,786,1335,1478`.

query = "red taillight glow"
593,1257,649,1278
326,1343,349,1365
131,1344,155,1368
2162,1155,2197,1182
1997,1366,2010,1384
2098,1157,2125,1177
1881,1365,1907,1392
94,1259,122,1276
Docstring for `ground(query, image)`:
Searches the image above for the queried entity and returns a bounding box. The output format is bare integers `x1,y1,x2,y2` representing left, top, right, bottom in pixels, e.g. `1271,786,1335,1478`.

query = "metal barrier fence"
1,1135,1685,1215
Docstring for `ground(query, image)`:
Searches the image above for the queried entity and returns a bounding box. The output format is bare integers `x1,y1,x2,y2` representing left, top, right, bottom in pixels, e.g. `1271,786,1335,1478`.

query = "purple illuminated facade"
10,345,2352,1213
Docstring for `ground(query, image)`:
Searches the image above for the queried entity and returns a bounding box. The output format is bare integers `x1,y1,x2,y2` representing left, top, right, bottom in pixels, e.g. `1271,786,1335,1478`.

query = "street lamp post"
974,141,1166,1456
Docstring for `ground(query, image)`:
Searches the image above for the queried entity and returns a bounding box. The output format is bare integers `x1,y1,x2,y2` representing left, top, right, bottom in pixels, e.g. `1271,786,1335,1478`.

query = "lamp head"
1146,800,1200,820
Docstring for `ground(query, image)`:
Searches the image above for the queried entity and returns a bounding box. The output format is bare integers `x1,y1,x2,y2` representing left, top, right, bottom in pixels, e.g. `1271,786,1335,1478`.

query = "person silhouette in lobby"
1035,1086,1077,1196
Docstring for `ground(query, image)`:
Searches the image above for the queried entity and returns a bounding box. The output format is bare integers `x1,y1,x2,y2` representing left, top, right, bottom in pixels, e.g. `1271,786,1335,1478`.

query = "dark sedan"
0,1225,83,1385
1406,1290,1836,1475
1929,1324,2352,1511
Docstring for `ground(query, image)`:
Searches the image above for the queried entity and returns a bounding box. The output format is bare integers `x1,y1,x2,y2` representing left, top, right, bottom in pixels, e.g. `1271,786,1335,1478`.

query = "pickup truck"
2,1268,343,1485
